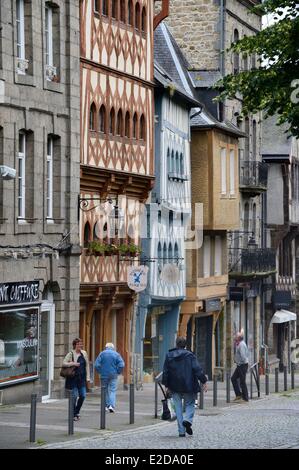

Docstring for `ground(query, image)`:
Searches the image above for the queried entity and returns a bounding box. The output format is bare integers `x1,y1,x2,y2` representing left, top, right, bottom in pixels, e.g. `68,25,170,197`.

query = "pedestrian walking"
94,343,125,413
162,336,208,437
63,338,90,420
231,331,249,402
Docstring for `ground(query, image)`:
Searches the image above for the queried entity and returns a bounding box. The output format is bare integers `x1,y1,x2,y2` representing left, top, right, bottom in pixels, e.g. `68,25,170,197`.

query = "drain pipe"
220,0,226,121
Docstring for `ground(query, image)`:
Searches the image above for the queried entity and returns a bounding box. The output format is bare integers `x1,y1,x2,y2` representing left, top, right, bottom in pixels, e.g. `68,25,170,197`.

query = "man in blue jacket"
94,343,125,412
162,336,208,437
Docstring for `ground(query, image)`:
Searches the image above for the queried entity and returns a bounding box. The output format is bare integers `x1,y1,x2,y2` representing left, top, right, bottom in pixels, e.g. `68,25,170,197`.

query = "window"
158,242,162,260
140,114,145,140
245,117,250,158
120,0,126,22
116,109,123,136
128,0,133,26
168,243,173,262
109,107,115,135
167,148,171,173
215,236,222,276
46,136,53,220
171,150,174,173
180,153,184,176
163,243,167,265
89,103,96,131
220,148,227,195
99,105,106,133
243,53,248,71
141,7,146,32
83,222,91,247
16,0,25,62
233,29,239,74
229,149,235,196
45,6,53,68
125,111,130,138
203,236,211,278
102,0,108,15
174,242,179,261
18,133,26,219
94,0,100,12
252,203,256,237
133,112,138,139
112,0,118,19
252,120,257,160
169,210,173,230
135,2,140,29
175,151,179,174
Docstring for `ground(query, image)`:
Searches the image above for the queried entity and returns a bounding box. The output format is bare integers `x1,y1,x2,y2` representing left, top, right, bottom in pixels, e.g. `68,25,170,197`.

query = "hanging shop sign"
160,264,180,284
203,298,222,313
127,265,149,292
0,281,40,306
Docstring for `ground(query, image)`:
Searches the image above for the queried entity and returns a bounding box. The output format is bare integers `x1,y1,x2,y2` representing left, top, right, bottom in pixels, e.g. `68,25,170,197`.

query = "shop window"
99,104,106,133
0,305,39,386
89,102,96,131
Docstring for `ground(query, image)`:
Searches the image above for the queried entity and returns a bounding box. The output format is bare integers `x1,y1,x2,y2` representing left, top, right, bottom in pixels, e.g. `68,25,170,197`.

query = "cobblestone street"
40,391,299,449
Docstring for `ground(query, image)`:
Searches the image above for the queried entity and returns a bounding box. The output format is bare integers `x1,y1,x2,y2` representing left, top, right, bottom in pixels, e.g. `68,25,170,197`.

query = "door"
195,316,213,379
39,303,55,400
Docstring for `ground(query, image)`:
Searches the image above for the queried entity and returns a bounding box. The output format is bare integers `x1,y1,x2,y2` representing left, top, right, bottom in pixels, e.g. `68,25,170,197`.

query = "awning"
271,310,297,324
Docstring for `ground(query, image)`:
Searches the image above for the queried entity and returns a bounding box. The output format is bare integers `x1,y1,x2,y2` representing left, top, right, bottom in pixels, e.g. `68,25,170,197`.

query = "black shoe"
179,434,186,437
183,420,193,435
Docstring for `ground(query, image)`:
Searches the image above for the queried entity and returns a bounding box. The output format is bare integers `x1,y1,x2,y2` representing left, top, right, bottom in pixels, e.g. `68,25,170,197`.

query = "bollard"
291,363,295,390
226,369,231,403
129,383,135,424
213,375,217,407
275,368,279,393
68,390,74,435
265,368,269,396
154,380,158,419
257,367,260,398
284,366,288,391
29,394,37,443
250,369,253,399
199,387,204,410
100,385,106,430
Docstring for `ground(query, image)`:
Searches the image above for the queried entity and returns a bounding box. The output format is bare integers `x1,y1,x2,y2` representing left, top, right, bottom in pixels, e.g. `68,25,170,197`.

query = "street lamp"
0,165,16,180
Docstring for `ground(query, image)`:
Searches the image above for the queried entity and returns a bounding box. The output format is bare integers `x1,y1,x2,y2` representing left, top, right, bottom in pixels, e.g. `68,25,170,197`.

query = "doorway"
39,301,55,400
195,315,213,379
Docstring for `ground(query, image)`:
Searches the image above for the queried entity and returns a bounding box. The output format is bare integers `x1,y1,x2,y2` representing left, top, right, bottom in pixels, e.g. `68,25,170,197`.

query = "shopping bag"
158,382,177,421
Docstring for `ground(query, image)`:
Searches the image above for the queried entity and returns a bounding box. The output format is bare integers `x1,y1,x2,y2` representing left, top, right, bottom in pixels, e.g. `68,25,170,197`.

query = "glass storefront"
0,307,39,385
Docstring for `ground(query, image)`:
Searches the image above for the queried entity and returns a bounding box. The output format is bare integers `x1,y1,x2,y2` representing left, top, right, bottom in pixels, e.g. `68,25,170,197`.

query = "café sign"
0,281,40,305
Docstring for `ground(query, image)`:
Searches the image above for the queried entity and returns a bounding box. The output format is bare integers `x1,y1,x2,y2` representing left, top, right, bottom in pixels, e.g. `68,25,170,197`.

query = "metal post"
29,394,37,443
291,363,295,390
265,368,269,395
68,390,74,435
154,380,158,419
226,369,231,403
257,366,260,398
129,383,134,424
199,387,204,410
100,385,106,430
284,366,288,391
213,375,217,407
250,368,253,399
275,368,279,393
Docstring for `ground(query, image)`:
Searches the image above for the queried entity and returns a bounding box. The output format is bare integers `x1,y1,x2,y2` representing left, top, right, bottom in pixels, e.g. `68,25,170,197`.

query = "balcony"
239,161,268,196
229,247,276,278
80,251,132,284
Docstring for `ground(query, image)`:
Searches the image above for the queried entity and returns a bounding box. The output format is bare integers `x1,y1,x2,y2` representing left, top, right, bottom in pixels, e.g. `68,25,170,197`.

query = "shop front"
0,281,41,403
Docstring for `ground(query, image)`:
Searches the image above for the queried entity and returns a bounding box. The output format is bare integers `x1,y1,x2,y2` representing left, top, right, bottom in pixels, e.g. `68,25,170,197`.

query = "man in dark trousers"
162,336,208,437
231,331,249,402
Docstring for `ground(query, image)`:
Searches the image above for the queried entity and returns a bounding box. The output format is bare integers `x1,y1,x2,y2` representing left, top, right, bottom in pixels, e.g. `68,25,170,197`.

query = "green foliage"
216,0,299,137
118,243,142,257
87,241,117,255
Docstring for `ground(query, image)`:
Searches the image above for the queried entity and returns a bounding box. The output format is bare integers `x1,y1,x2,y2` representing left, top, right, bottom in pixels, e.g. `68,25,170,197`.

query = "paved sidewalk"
0,372,297,449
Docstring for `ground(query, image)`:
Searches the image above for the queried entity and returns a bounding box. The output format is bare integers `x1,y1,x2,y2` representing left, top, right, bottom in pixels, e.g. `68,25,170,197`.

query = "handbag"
60,352,76,379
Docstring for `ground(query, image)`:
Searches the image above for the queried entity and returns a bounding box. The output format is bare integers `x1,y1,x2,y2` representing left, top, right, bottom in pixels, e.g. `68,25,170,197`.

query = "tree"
216,0,299,137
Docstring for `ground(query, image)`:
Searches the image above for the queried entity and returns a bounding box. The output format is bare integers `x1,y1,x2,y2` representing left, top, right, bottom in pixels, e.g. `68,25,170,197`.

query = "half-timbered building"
79,0,169,386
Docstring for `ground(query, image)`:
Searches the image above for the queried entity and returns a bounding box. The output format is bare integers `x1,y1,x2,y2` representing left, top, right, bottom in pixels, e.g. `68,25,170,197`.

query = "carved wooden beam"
154,0,170,30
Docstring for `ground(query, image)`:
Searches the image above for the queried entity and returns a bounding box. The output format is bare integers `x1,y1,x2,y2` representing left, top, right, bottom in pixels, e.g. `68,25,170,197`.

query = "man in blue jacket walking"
94,343,125,413
162,336,208,437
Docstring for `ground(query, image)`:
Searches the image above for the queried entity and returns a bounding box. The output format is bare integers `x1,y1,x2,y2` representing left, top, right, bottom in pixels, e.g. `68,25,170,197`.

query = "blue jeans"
171,392,196,435
101,376,118,408
72,385,86,416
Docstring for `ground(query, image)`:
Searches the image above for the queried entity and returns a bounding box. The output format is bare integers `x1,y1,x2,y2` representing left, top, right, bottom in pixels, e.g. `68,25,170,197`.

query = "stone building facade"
0,0,81,404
